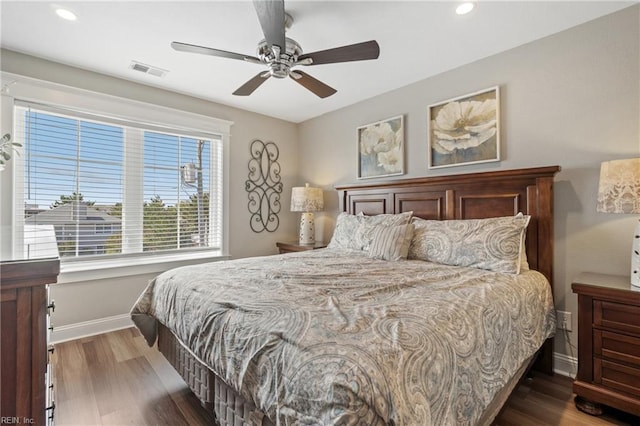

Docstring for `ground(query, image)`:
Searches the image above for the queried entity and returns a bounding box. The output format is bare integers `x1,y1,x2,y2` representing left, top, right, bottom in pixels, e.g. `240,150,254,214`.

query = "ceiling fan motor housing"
258,38,302,78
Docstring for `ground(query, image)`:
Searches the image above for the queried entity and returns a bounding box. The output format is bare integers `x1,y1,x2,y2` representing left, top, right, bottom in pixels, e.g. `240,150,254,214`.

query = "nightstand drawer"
595,330,640,366
595,358,640,398
595,300,640,335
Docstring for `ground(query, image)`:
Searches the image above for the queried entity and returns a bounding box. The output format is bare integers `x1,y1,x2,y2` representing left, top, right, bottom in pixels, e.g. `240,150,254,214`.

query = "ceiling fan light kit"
172,0,380,98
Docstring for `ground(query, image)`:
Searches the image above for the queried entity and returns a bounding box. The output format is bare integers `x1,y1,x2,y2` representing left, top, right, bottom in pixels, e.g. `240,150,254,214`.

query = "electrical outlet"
556,310,572,331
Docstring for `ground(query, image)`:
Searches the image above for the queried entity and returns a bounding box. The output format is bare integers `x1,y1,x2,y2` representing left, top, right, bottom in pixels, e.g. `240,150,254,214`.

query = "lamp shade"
596,158,640,214
596,158,640,288
290,184,324,212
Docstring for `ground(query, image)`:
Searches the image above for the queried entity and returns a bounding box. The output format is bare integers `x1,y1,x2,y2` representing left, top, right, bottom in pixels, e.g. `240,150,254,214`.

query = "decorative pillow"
328,211,413,250
520,248,530,272
354,211,413,250
408,214,531,274
327,212,361,249
368,223,415,261
516,213,530,271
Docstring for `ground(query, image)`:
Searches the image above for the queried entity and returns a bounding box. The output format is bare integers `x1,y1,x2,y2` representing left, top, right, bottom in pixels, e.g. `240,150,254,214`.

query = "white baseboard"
553,352,578,378
50,314,134,344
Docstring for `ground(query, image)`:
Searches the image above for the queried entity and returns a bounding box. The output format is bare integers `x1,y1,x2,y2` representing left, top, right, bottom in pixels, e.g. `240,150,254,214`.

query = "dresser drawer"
594,300,640,335
595,358,640,398
594,330,640,367
45,363,55,425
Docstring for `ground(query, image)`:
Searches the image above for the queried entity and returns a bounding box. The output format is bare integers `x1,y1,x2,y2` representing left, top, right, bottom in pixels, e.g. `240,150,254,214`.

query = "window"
143,132,211,252
14,104,224,261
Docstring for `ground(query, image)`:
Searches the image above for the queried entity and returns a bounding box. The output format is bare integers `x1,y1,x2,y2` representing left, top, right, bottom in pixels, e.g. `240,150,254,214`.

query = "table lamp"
596,158,640,287
291,183,323,245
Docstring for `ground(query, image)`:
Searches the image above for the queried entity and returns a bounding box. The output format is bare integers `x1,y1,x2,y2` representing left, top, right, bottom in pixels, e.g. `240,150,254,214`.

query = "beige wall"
0,49,300,330
1,6,638,360
298,6,640,360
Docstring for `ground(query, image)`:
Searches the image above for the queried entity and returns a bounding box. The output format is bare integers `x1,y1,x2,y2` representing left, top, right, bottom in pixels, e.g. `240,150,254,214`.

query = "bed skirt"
157,322,537,426
158,323,276,426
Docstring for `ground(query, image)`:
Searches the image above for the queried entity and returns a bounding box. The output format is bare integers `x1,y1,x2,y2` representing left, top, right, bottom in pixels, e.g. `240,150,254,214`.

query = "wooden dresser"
572,272,640,417
1,258,60,425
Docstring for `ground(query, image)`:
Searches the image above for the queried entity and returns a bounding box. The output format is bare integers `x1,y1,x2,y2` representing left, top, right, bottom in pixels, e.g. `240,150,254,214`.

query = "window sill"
58,250,229,284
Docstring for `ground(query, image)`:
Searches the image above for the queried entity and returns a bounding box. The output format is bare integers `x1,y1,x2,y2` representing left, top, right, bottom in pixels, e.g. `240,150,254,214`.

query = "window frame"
1,72,232,277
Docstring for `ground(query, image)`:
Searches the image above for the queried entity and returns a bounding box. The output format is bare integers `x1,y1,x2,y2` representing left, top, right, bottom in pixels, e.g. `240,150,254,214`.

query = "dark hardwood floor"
52,327,640,425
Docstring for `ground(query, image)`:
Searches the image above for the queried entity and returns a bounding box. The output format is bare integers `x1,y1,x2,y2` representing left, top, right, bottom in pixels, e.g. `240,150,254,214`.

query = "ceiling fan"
171,0,380,98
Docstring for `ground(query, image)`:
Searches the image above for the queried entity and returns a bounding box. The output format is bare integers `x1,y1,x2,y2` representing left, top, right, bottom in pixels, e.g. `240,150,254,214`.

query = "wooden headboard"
336,165,561,372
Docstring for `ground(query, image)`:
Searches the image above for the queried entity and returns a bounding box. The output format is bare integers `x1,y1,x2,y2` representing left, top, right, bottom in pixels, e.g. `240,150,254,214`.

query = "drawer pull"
48,345,55,354
47,300,56,312
47,401,55,421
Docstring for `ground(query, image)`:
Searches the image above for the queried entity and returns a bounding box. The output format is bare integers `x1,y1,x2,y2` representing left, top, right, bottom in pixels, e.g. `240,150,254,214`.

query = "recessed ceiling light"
456,2,475,15
55,8,77,21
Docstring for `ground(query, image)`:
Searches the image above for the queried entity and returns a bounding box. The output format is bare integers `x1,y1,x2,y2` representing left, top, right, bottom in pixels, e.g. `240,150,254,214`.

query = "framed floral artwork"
428,86,500,169
357,115,404,179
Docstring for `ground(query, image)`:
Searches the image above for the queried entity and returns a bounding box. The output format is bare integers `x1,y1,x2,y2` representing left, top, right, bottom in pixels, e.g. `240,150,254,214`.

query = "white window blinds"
14,103,223,260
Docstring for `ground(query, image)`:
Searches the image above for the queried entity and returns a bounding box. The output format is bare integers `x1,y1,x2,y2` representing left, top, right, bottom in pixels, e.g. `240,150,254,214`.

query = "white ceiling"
1,1,635,123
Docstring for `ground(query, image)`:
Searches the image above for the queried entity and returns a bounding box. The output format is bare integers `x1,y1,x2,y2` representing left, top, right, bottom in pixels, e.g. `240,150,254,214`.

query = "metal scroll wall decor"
245,139,283,232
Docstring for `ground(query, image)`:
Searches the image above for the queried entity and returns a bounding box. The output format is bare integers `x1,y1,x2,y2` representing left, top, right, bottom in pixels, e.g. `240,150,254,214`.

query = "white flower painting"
358,115,404,179
428,87,500,169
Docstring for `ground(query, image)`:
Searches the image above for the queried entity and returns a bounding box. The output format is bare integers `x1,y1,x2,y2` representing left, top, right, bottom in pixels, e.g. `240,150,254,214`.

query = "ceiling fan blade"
172,41,261,63
290,71,337,98
297,40,380,66
252,0,286,50
233,72,271,96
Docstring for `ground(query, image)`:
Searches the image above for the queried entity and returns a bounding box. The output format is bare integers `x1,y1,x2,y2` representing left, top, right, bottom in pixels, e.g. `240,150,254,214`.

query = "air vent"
129,61,168,78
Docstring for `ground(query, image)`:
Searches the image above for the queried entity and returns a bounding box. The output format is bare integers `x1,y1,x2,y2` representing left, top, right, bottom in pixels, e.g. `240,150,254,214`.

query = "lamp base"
632,219,640,288
299,212,315,245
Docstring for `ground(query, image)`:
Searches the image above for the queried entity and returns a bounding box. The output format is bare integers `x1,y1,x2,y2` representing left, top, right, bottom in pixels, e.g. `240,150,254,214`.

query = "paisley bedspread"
131,248,555,425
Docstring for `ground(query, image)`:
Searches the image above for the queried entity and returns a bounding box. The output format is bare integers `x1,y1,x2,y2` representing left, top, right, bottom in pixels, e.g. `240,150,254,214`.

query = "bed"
131,165,560,425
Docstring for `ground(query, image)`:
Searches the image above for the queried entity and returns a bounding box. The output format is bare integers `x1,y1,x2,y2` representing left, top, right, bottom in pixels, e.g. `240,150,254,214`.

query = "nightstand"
276,241,326,254
572,272,640,417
